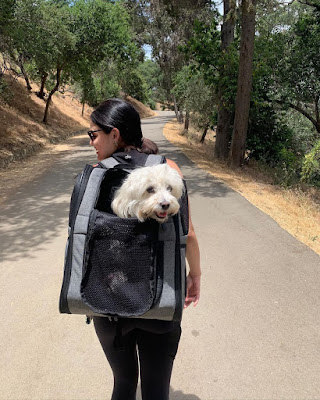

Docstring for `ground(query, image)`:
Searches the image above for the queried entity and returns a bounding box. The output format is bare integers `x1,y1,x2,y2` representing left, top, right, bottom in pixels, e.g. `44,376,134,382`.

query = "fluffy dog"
111,163,184,223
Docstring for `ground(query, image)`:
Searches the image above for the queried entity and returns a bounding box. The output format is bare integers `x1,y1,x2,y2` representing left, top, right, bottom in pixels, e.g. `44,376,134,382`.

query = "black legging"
93,317,182,400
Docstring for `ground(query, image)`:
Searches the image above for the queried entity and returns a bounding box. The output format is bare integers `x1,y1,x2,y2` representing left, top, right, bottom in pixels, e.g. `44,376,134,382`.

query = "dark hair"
90,98,158,154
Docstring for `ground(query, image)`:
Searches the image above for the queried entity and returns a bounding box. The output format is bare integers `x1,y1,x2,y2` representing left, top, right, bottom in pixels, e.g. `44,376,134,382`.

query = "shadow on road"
136,386,202,400
0,137,95,263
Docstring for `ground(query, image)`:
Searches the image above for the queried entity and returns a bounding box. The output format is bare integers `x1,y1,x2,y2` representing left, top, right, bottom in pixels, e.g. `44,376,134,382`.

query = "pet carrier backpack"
59,150,189,321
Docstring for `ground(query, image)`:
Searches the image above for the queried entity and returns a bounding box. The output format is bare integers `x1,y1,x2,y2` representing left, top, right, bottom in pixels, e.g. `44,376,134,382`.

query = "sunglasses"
87,126,114,141
87,129,102,141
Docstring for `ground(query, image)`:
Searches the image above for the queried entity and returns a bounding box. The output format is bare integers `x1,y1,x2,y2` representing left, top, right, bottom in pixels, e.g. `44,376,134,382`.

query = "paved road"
1,111,320,400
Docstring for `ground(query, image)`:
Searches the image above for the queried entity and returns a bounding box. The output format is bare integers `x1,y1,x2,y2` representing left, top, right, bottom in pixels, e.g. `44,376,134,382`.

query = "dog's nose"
160,202,170,210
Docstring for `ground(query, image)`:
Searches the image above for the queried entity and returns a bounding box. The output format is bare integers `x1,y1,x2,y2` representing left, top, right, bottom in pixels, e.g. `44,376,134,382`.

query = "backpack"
59,150,189,322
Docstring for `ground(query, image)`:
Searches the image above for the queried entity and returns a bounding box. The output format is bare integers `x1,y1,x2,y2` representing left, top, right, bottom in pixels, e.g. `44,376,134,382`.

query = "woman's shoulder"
166,158,183,178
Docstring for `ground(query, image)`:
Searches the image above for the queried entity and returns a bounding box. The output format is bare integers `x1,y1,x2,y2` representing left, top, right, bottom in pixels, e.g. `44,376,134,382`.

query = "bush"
301,140,320,186
147,98,156,110
273,148,302,186
247,102,295,165
0,76,12,102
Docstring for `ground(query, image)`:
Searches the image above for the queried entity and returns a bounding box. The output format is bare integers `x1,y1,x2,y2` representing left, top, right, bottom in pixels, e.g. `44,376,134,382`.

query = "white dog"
111,163,184,223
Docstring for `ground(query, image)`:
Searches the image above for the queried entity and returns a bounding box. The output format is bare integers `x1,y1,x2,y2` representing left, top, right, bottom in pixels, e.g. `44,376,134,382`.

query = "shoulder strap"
145,154,166,166
99,150,166,169
98,157,120,169
112,150,148,166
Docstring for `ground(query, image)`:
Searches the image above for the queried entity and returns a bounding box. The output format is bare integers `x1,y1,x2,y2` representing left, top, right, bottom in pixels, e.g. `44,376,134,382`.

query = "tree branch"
276,99,320,133
290,102,318,126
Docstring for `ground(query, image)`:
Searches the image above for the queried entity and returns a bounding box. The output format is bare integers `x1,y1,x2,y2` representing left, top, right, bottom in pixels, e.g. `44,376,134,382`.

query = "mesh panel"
96,168,129,214
81,211,159,316
180,181,189,235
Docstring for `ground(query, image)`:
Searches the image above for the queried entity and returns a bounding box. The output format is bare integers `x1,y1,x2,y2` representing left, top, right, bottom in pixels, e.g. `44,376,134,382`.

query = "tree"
6,0,45,91
140,1,214,120
0,0,15,50
173,64,215,137
229,0,257,167
276,11,320,134
71,1,140,110
215,0,236,160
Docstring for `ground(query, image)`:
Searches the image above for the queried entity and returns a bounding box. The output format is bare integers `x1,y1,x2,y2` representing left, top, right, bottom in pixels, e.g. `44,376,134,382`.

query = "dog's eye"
167,185,172,192
146,186,155,193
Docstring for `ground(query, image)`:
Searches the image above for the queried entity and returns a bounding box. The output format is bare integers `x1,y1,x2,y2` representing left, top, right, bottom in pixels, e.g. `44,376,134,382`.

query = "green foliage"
247,101,294,164
186,19,221,87
87,61,121,106
285,109,316,154
70,1,140,107
173,64,215,130
137,60,162,101
119,68,148,102
242,1,319,186
185,17,238,118
258,3,320,135
3,0,141,119
0,0,15,40
301,140,320,185
0,77,10,101
138,1,215,100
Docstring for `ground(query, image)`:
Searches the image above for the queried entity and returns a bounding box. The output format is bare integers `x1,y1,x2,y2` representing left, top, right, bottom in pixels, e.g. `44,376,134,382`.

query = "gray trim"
99,158,119,169
145,154,163,166
67,168,107,315
77,168,106,217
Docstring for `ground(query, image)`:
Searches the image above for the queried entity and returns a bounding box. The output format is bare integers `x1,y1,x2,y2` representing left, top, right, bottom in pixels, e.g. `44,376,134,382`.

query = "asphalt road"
1,111,320,400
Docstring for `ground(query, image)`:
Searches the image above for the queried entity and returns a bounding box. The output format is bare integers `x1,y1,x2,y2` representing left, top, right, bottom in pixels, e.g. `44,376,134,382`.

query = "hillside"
0,74,155,169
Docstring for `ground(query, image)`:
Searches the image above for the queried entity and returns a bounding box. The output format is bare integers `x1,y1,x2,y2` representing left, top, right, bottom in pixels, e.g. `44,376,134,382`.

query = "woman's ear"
112,127,120,141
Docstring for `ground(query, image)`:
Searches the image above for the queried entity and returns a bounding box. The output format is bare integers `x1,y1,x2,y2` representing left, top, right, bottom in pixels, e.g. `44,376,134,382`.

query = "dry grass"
124,95,156,119
0,74,91,168
0,73,159,203
0,75,156,169
163,120,320,256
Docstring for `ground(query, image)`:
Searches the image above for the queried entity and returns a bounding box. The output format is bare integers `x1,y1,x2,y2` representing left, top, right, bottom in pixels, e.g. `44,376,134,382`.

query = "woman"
89,98,201,400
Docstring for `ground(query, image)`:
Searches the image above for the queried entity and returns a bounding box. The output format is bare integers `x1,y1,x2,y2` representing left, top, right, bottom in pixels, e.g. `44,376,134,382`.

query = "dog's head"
111,163,184,223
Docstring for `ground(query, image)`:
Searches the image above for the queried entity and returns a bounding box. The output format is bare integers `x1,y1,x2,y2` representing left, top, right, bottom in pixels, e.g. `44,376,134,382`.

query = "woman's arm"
166,159,201,308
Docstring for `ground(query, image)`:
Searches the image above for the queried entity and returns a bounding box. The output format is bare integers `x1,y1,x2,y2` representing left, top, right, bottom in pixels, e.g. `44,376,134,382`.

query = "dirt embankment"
0,74,155,169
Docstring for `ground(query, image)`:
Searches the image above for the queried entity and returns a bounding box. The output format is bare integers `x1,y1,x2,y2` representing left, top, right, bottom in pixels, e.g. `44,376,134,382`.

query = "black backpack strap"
112,150,148,166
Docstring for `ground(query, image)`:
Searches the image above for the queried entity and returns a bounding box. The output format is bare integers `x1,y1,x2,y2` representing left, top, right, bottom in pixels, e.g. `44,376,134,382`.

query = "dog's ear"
111,188,130,218
166,165,184,199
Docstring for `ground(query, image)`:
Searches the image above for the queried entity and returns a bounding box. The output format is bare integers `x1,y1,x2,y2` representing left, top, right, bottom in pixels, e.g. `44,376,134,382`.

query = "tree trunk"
172,94,183,123
37,72,48,99
184,111,190,131
17,55,32,91
214,0,235,160
215,104,233,158
179,109,184,124
82,101,85,117
229,0,257,168
43,67,62,124
200,124,210,143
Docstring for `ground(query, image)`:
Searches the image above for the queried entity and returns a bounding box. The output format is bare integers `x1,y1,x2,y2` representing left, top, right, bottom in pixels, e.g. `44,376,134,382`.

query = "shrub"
301,140,320,186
